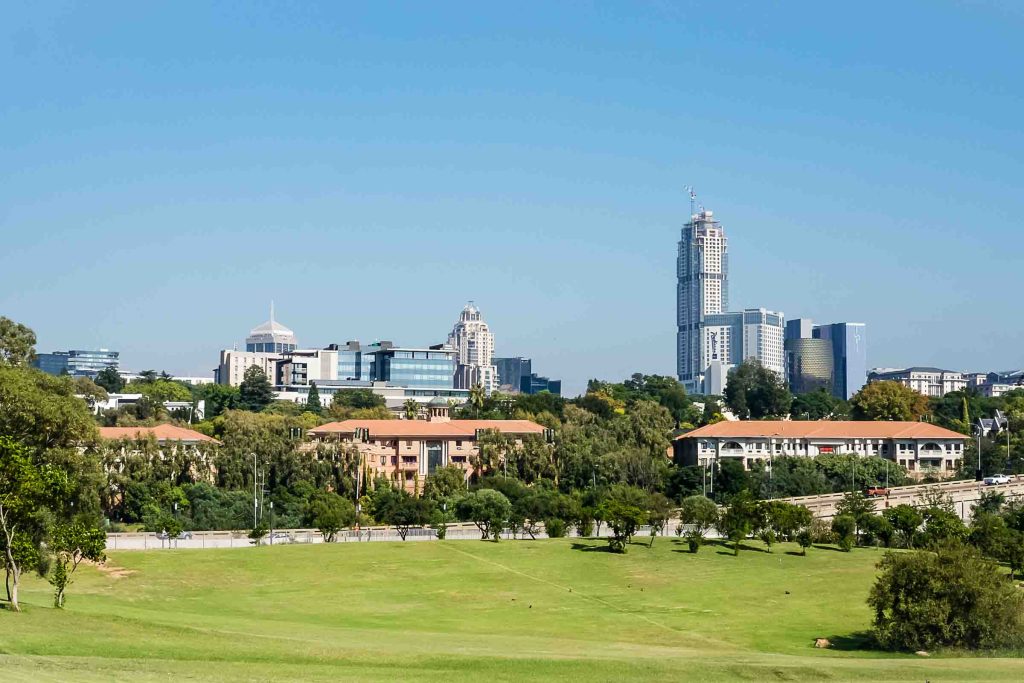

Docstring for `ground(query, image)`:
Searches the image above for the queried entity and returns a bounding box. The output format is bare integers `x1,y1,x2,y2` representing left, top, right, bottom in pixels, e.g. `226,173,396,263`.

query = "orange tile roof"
309,419,545,439
98,424,221,444
677,421,966,440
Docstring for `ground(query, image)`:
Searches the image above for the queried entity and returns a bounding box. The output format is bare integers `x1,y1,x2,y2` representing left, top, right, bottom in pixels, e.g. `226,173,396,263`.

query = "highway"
777,475,1024,520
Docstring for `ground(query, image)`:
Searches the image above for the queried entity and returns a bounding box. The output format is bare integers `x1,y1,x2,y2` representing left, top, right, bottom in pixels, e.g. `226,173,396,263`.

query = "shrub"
832,515,856,551
869,542,1024,651
809,517,833,544
796,529,812,555
575,517,594,538
545,518,567,538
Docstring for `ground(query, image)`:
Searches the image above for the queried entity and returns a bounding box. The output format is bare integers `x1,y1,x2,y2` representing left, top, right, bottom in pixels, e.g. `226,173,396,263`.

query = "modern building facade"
868,367,967,397
307,405,546,493
448,303,498,394
785,337,834,395
520,374,561,395
677,209,729,393
676,420,967,478
495,357,531,392
814,322,867,400
697,308,786,394
33,349,120,378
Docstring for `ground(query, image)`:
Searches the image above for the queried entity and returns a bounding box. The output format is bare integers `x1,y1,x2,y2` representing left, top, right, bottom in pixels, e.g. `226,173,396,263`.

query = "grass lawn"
1,536,1022,681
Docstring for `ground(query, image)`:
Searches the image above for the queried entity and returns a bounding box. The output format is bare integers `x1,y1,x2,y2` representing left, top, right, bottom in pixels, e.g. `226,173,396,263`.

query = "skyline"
3,2,1023,396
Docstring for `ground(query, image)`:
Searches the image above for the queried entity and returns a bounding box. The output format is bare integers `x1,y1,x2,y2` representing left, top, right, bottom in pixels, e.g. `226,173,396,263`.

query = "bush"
832,515,856,551
796,529,812,555
869,542,1024,651
576,517,594,538
545,518,567,538
809,517,834,544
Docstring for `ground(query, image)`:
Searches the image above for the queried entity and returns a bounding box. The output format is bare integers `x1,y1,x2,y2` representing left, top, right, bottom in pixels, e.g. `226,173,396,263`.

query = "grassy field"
1,537,1022,682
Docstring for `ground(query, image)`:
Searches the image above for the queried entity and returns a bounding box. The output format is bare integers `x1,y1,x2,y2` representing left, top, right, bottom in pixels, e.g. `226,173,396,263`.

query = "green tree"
94,366,125,393
850,381,929,421
723,359,792,420
468,384,486,417
600,484,650,553
0,437,68,612
790,388,847,420
47,520,106,608
456,489,511,541
373,487,434,540
402,398,419,420
678,495,718,553
304,491,356,542
796,528,813,555
195,384,240,419
0,316,37,367
831,514,856,551
869,542,1024,651
422,465,468,505
718,490,759,555
835,491,877,544
239,365,274,412
883,505,924,548
306,382,322,415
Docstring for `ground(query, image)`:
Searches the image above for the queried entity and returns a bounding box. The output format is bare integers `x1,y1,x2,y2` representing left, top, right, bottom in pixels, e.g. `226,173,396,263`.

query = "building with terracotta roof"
675,420,967,478
98,424,220,445
308,401,547,492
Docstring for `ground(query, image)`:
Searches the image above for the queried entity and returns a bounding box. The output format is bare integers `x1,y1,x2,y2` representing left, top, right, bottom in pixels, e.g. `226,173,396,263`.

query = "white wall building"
868,367,967,397
447,302,498,394
700,307,785,393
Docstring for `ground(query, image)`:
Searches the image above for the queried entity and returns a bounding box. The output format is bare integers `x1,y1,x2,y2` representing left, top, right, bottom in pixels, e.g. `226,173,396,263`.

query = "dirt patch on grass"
90,560,137,579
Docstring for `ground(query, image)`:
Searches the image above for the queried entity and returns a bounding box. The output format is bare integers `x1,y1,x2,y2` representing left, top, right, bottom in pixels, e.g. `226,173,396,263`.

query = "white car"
983,474,1012,485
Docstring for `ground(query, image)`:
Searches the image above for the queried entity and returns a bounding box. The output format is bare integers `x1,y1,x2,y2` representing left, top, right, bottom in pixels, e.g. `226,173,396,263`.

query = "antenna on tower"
686,185,697,217
270,300,275,323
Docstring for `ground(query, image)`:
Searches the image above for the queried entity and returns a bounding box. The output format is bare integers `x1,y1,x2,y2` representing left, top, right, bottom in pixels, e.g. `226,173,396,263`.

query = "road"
777,475,1024,520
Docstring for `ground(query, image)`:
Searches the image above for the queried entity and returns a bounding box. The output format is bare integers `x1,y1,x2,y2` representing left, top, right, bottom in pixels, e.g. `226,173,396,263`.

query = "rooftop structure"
246,303,297,353
98,424,220,444
448,302,498,394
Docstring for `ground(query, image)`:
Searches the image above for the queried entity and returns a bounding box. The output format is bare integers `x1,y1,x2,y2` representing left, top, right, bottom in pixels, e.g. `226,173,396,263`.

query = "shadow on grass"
569,541,612,553
784,551,807,557
714,542,769,555
821,631,876,652
812,544,845,552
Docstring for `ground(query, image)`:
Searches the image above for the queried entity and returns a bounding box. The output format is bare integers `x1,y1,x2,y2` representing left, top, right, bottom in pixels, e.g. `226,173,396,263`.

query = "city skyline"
3,4,1023,396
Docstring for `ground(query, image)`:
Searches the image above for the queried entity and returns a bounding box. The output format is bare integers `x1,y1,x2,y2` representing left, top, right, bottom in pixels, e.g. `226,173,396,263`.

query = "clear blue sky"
2,2,1022,396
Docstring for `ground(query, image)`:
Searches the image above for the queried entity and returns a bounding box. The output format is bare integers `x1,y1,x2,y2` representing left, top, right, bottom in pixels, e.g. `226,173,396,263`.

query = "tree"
678,495,718,553
373,487,434,540
47,520,106,608
601,485,650,553
403,398,419,421
921,507,967,547
835,491,877,544
94,366,125,393
646,492,673,547
422,465,467,505
0,436,67,612
723,359,792,420
306,382,322,415
717,490,759,555
869,543,1024,651
456,489,511,541
884,505,924,548
790,388,847,420
850,381,929,421
468,384,486,417
831,514,856,551
196,384,240,419
0,316,36,367
305,492,355,542
796,528,812,555
239,365,274,412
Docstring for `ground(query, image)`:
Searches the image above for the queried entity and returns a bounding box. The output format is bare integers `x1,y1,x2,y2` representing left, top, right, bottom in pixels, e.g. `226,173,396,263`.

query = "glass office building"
337,341,456,390
814,322,867,400
495,357,531,390
33,349,119,378
784,338,834,395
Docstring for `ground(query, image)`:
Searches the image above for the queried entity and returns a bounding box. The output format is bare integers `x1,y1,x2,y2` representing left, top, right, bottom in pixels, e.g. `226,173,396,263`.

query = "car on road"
984,474,1013,485
156,530,193,540
864,486,889,497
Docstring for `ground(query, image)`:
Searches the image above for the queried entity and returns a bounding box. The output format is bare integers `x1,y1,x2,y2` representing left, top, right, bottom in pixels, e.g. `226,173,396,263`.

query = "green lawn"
1,537,1022,681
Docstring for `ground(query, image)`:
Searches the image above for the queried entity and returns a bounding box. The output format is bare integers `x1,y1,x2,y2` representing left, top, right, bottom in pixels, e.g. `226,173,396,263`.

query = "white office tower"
447,302,498,394
677,209,729,393
246,303,297,353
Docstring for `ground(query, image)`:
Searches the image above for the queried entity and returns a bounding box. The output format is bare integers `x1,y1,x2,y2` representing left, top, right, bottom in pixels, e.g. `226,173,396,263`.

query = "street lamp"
269,501,274,545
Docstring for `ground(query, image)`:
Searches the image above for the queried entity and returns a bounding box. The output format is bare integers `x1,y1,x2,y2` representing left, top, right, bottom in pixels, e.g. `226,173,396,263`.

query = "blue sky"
2,1,1022,396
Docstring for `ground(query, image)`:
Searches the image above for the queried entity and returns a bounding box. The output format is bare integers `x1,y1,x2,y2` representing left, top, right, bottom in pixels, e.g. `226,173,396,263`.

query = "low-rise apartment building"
307,401,546,492
675,421,967,477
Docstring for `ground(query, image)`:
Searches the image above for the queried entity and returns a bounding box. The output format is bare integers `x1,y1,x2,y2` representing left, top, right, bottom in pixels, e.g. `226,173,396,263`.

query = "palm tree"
469,383,486,417
403,398,419,421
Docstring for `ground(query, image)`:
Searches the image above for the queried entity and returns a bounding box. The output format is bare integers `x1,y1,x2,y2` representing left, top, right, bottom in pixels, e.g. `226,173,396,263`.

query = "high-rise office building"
784,318,867,399
447,302,498,394
495,357,531,392
245,304,297,353
677,208,729,394
33,349,119,378
813,322,867,400
699,308,786,394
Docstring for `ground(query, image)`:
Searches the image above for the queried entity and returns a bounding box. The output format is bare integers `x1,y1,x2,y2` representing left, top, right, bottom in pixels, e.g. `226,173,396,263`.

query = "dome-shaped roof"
428,396,449,407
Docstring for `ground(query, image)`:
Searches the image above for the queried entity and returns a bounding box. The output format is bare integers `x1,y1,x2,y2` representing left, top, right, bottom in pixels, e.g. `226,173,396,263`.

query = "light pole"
269,501,274,545
976,432,983,481
251,452,258,528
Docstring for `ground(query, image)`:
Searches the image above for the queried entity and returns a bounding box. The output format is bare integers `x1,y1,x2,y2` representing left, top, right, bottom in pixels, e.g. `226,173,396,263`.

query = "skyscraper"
677,209,729,394
447,302,498,394
813,322,867,400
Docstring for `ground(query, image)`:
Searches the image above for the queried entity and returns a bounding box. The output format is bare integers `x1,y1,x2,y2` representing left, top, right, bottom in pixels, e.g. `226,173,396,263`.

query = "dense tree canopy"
850,381,929,421
0,316,36,367
724,359,792,420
